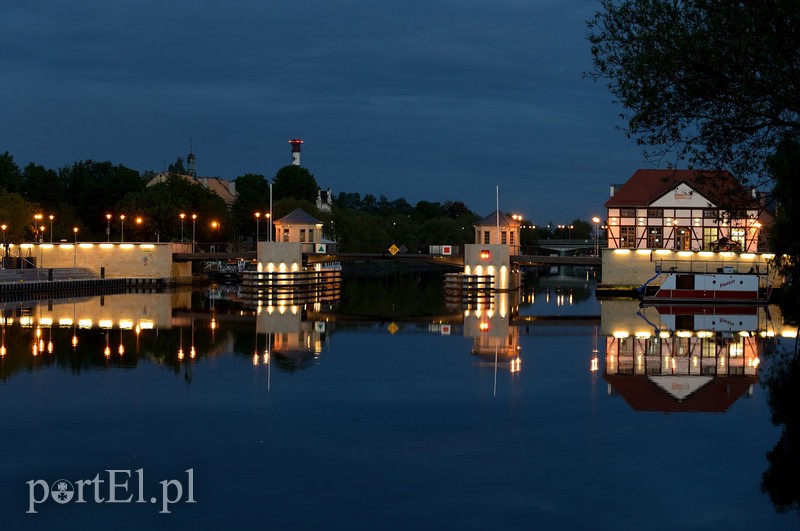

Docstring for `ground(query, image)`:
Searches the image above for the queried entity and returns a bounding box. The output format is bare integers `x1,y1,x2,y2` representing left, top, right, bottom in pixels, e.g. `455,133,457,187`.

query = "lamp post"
269,180,273,243
191,214,197,252
255,212,261,244
120,215,126,242
73,227,78,267
49,215,54,243
179,213,186,243
34,214,43,242
38,225,45,277
1,224,6,270
106,213,112,242
136,217,143,241
266,213,271,243
592,216,600,256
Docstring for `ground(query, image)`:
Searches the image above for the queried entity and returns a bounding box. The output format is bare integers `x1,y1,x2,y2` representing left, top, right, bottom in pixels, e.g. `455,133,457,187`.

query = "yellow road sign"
388,322,399,335
388,244,399,255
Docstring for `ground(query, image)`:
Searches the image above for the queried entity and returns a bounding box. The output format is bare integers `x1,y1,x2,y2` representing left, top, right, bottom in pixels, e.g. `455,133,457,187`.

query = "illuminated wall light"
40,318,53,327
635,249,651,255
119,320,133,330
676,331,693,338
178,348,184,360
78,319,93,329
698,251,714,257
140,244,155,249
104,346,111,358
479,321,489,332
99,319,113,329
120,244,134,250
613,249,631,255
20,316,34,327
99,243,114,249
655,249,672,255
659,331,671,338
634,331,651,338
677,251,693,257
59,318,73,327
79,243,94,249
762,253,775,259
738,331,751,337
721,252,736,258
20,243,33,249
190,347,196,359
696,331,713,338
740,253,755,259
41,244,54,250
613,331,629,338
781,330,798,338
139,320,154,330
61,244,74,250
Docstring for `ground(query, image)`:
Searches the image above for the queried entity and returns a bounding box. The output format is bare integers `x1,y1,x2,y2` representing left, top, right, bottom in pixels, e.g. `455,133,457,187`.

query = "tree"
231,173,271,239
0,151,22,193
272,165,319,203
22,162,62,211
0,189,37,242
587,1,800,182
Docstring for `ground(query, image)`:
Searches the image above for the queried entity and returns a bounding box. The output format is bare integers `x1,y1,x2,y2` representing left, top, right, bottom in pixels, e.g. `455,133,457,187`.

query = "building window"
647,209,663,218
647,227,662,248
300,229,306,243
674,227,690,250
731,228,746,249
703,227,718,249
510,231,515,245
283,228,289,242
501,231,507,244
308,229,314,242
619,226,636,248
703,209,718,219
620,208,636,217
484,231,490,244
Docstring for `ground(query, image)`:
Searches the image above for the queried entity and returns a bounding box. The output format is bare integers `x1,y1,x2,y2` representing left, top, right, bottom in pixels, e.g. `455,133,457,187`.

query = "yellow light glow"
40,318,53,327
78,319,93,329
59,318,73,326
781,330,798,338
676,331,693,338
740,253,755,259
139,320,154,330
120,244,134,250
739,331,751,337
613,331,629,338
79,243,94,249
99,319,113,329
655,249,672,255
762,253,775,259
119,320,133,329
659,331,671,338
696,331,714,338
20,243,33,249
721,252,736,258
635,331,651,338
140,244,155,249
20,316,34,327
60,244,74,250
41,244,53,250
99,243,113,249
698,251,714,257
635,249,651,255
677,251,693,257
613,249,631,255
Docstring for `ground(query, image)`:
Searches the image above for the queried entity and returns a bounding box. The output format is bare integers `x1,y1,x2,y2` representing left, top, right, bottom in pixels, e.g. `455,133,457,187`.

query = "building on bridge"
604,169,770,252
273,208,325,249
473,211,520,255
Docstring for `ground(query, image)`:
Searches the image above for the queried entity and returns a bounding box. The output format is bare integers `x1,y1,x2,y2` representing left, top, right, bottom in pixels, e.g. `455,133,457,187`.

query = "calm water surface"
1,271,797,530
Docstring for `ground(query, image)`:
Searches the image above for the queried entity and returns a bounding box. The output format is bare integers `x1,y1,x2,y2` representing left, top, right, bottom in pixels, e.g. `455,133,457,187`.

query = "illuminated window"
283,228,289,242
619,226,636,248
731,228,746,250
647,227,662,248
620,208,636,217
647,208,663,217
483,231,490,244
703,227,718,249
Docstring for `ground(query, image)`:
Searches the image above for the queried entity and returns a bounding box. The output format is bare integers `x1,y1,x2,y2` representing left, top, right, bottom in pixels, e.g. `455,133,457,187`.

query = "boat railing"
654,259,768,276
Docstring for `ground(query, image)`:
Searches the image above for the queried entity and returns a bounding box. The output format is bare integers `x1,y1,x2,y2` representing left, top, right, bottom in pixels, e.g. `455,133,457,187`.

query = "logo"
51,480,74,504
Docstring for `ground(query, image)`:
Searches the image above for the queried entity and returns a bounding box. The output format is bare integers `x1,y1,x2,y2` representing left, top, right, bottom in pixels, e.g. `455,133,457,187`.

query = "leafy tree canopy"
272,165,319,203
0,151,22,193
588,0,800,182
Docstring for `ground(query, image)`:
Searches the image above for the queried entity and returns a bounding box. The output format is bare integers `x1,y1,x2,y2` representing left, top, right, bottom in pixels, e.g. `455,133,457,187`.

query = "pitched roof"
275,208,322,225
473,210,519,227
605,169,755,209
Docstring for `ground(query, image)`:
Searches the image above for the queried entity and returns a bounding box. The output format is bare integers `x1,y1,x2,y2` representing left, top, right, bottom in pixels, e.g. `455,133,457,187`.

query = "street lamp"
179,213,186,243
592,216,600,256
254,212,261,243
106,213,112,242
120,215,126,243
49,215,54,243
1,224,6,270
266,213,271,243
34,214,43,242
73,227,78,267
191,214,197,252
136,217,143,241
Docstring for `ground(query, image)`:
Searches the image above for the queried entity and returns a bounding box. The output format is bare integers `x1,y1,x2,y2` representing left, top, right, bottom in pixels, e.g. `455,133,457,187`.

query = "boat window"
676,274,694,290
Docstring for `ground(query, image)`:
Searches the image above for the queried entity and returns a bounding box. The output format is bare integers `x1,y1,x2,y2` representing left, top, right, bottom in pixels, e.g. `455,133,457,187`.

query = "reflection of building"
599,300,798,413
256,302,330,372
463,291,521,372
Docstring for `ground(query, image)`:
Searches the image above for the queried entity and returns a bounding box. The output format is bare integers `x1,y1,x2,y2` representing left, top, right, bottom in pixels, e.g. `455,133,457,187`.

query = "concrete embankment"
0,267,167,300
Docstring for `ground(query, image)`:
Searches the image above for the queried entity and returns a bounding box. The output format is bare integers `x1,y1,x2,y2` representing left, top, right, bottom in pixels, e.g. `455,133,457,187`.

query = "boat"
637,260,773,304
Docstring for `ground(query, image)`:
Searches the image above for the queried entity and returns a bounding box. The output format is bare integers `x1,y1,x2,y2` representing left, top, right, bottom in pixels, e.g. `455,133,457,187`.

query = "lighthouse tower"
289,139,304,166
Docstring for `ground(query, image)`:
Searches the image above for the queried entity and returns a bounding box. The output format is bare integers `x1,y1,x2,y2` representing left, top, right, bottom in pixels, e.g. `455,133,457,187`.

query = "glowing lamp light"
479,321,489,332
480,250,491,260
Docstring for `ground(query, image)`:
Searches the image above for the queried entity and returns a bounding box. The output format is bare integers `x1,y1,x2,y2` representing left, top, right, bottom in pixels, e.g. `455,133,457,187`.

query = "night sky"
0,0,646,224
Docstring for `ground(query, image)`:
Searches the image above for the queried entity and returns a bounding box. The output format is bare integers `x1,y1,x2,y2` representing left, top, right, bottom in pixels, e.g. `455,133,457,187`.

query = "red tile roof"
605,169,755,208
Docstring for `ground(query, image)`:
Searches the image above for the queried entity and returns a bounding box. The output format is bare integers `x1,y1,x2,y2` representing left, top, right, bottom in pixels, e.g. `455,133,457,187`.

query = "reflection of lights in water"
590,356,599,372
190,346,196,359
263,351,269,364
32,344,38,356
252,353,258,366
479,321,489,332
72,334,78,348
178,347,184,361
510,357,521,373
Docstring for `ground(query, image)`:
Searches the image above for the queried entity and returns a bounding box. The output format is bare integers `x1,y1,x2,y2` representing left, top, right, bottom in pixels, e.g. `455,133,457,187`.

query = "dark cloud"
0,0,643,222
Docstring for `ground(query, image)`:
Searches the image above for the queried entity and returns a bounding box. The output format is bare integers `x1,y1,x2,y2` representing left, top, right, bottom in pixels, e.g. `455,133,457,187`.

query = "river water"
1,271,797,530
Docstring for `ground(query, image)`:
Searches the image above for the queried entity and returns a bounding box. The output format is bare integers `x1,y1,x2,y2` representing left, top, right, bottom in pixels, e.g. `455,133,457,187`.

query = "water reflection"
600,300,797,413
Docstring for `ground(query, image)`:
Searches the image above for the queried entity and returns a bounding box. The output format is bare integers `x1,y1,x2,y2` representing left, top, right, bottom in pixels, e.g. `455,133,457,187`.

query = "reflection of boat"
638,259,773,303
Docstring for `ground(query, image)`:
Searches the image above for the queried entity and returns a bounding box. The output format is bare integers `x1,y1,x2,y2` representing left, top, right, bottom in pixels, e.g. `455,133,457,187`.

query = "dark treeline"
0,150,593,251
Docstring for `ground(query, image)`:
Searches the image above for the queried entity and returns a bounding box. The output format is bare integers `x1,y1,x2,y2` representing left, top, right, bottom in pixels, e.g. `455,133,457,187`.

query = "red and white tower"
289,139,304,166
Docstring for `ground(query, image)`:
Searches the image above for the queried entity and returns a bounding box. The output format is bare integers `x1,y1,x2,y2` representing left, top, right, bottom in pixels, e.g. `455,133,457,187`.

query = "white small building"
273,208,324,248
